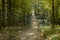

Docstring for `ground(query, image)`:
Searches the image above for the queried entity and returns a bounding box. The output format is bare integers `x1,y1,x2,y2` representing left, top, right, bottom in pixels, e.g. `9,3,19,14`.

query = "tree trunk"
51,0,55,29
2,0,7,27
0,8,2,30
7,0,15,26
55,5,59,25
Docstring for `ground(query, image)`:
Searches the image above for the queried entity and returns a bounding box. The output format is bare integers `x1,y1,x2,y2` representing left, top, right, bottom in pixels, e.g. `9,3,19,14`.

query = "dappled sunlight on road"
19,10,39,40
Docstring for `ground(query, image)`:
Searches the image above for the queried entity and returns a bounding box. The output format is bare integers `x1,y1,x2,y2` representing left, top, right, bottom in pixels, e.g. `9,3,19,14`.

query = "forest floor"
0,26,44,40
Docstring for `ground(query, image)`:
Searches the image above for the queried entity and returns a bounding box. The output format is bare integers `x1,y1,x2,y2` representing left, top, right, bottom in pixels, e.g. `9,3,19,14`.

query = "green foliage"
39,25,60,40
39,26,52,36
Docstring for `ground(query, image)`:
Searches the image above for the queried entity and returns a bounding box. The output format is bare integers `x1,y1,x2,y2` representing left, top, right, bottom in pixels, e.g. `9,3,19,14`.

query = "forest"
0,0,60,40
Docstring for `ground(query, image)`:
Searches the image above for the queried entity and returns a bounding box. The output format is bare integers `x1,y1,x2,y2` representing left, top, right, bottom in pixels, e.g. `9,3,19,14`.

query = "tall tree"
51,0,55,29
7,0,15,26
51,0,56,34
0,0,2,29
2,0,7,27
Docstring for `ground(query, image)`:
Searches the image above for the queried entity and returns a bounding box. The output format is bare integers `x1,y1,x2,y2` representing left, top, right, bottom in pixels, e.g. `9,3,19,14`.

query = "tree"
7,0,16,26
0,0,2,29
2,0,7,28
51,0,55,29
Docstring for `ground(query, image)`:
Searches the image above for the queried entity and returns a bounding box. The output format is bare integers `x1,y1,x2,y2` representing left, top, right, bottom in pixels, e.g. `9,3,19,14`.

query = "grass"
39,25,60,40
